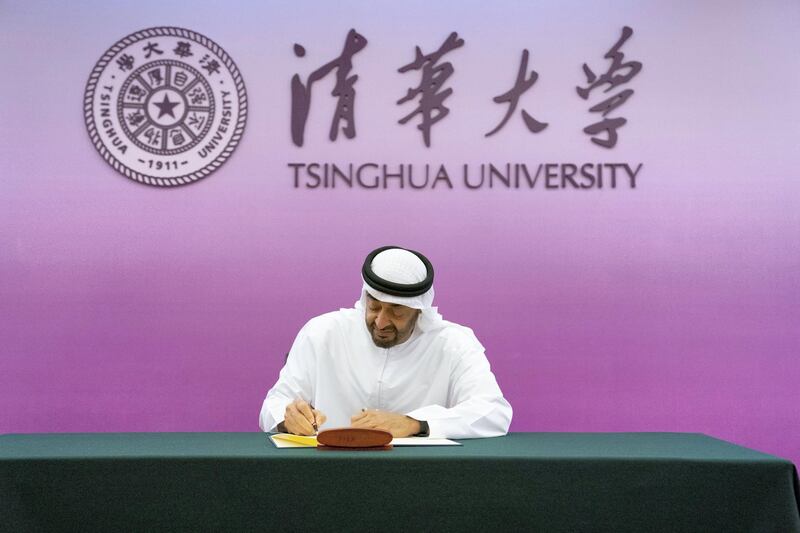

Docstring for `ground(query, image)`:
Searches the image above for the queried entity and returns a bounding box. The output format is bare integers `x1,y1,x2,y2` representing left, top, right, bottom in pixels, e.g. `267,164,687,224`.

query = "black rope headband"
362,246,434,297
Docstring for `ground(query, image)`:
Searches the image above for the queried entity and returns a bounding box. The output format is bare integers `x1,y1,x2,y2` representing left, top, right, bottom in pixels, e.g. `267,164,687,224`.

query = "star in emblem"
153,93,180,118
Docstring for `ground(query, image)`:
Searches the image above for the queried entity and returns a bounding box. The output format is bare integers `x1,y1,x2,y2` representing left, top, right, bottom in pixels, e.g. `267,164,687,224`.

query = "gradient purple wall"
2,1,799,465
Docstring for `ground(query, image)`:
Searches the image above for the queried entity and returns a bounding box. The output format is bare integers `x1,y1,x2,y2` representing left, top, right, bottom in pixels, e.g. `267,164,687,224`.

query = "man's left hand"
350,410,420,437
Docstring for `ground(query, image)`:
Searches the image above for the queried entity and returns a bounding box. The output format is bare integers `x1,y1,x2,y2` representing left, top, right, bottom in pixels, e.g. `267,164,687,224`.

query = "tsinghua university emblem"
84,27,247,187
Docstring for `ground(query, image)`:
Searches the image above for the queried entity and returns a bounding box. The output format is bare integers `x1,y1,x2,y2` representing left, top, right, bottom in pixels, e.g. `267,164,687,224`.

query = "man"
259,245,512,439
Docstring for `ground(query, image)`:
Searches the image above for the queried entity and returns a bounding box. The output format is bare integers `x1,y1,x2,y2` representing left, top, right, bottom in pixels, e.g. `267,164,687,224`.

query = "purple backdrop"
1,1,799,465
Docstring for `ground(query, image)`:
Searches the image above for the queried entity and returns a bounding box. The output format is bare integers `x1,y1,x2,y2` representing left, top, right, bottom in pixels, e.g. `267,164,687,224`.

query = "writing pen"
297,397,318,434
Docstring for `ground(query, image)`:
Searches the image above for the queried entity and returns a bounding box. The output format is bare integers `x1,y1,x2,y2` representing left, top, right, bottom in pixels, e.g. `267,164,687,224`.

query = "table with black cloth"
1,432,798,532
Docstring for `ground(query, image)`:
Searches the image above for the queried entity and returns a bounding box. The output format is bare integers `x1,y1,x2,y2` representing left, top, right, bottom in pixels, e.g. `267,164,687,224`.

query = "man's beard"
368,314,419,348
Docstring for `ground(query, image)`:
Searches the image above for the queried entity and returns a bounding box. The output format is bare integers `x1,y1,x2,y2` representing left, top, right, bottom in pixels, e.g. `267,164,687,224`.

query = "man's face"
365,293,421,348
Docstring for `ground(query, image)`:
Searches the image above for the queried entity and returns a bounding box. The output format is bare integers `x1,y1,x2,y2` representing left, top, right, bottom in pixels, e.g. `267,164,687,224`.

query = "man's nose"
375,310,391,329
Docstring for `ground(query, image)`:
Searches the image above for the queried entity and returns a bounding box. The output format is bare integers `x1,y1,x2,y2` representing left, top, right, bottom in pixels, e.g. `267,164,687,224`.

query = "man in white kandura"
259,245,512,439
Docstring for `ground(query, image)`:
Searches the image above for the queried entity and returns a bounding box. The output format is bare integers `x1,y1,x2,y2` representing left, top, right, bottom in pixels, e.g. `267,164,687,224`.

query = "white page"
269,434,461,448
390,437,461,446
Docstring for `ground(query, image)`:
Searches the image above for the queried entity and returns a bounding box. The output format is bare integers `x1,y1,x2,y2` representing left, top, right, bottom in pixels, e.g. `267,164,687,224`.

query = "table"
1,432,798,532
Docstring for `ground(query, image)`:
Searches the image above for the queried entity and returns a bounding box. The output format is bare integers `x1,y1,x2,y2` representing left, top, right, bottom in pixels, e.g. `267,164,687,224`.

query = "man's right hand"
280,399,326,435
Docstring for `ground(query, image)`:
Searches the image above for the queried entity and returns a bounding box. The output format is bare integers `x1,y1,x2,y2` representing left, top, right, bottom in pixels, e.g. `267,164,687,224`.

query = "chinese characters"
576,26,642,148
291,29,368,147
290,27,642,149
397,32,464,148
486,49,548,137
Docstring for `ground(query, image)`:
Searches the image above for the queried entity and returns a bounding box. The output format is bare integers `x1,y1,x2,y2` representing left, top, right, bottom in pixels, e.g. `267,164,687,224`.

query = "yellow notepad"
270,433,318,447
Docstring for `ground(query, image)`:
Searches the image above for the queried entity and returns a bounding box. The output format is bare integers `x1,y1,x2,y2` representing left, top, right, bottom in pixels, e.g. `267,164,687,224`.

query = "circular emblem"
84,27,247,187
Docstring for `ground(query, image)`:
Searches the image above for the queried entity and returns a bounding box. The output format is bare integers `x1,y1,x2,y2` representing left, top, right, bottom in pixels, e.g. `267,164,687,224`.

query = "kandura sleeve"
405,329,513,439
258,324,318,432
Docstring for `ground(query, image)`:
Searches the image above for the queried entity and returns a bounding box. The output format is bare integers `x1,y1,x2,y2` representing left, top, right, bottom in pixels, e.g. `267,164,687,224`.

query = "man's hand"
350,409,421,437
280,399,326,435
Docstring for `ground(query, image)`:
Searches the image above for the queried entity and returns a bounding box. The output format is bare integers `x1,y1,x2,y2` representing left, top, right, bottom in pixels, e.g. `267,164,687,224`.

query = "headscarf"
354,246,445,333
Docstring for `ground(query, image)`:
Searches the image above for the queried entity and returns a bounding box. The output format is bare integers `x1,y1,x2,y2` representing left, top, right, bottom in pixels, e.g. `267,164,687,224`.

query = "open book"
270,433,461,448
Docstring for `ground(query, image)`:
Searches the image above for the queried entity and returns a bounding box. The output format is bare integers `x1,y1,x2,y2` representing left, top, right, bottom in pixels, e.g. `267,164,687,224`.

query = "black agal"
362,246,434,297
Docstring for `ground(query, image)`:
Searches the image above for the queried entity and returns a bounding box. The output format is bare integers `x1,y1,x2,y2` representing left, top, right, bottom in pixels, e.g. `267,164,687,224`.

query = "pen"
310,403,318,433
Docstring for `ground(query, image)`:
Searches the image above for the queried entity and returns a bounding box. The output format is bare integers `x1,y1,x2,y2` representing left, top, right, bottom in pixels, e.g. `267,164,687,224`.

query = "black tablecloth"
1,432,798,532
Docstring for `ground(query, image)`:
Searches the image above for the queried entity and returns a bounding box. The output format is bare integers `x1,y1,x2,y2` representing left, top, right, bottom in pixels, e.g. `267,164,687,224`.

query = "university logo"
84,27,247,187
